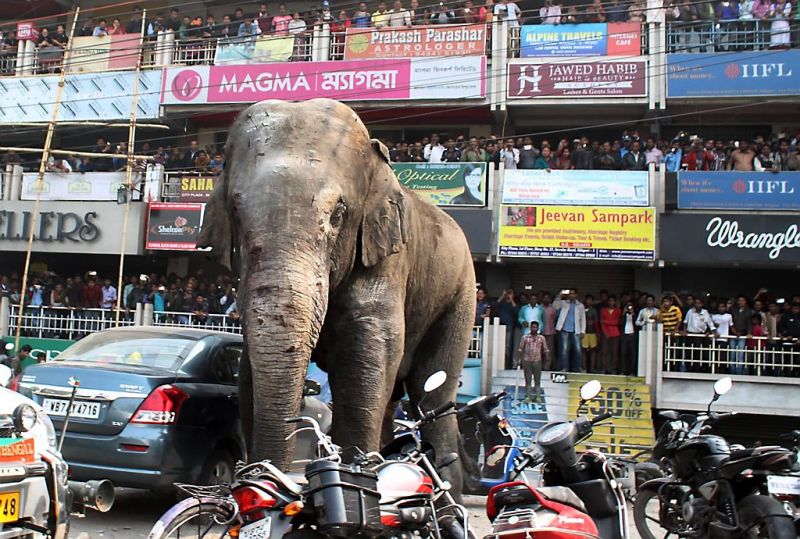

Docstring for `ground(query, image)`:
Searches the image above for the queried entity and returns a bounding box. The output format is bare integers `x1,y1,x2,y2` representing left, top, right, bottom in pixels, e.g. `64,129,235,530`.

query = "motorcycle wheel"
634,462,664,491
633,486,694,539
737,495,797,539
148,497,236,539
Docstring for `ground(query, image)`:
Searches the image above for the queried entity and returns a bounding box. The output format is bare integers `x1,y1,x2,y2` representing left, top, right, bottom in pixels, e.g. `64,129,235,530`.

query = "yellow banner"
568,374,654,457
498,205,655,260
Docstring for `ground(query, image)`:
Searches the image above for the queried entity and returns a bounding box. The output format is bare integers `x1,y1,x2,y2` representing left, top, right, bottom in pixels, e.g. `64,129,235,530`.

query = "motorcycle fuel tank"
376,462,434,503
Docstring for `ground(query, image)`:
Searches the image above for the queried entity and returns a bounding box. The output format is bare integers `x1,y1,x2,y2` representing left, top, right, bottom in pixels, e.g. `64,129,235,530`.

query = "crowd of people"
477,286,800,398
0,269,241,336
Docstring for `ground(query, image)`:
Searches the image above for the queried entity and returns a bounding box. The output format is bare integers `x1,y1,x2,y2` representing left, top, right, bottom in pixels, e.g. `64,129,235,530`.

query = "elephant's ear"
360,139,409,268
197,178,233,270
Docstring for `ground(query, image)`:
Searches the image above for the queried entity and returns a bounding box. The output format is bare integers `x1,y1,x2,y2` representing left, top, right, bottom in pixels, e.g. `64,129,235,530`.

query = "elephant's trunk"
240,259,327,469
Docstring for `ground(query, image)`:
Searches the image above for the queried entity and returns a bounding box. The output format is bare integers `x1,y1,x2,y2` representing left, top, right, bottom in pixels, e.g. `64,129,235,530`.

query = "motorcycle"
457,391,524,494
149,370,471,539
634,377,797,539
485,380,631,539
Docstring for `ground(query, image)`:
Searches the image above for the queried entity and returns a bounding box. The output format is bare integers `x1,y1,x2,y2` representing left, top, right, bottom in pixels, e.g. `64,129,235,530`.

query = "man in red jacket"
599,296,621,374
82,278,102,309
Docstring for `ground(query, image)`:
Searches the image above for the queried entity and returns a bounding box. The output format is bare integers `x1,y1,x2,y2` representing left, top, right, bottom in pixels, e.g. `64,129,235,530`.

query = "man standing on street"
554,289,586,372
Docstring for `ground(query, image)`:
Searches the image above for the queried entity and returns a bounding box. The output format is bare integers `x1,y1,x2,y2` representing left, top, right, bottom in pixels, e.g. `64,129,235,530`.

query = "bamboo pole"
115,10,148,326
4,122,169,129
14,8,80,350
0,147,153,160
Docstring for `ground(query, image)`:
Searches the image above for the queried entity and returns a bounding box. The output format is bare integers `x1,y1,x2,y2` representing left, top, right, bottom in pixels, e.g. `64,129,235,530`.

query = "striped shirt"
660,305,683,333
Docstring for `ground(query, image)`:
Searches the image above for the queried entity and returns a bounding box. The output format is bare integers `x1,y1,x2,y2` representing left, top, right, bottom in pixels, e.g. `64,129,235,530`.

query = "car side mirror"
303,379,321,397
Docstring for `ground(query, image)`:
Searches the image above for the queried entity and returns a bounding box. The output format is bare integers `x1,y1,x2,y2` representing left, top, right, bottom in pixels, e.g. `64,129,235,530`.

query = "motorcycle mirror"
4,343,13,351
423,371,447,393
713,376,732,397
579,380,602,402
303,379,321,397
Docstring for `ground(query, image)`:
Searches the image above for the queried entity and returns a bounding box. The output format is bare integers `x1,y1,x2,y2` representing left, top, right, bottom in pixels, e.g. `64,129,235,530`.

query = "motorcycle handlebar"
426,401,456,420
591,412,613,425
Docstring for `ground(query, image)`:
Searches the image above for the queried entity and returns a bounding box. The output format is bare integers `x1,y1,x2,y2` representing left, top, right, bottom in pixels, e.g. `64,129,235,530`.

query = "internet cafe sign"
660,214,800,264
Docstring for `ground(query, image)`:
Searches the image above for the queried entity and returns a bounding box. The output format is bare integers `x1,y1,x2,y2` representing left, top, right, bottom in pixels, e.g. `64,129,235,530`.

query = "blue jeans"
559,330,582,372
730,338,746,375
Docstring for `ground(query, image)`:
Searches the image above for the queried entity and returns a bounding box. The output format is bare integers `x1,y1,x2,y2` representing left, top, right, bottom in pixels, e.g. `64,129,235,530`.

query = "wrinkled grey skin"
198,99,474,495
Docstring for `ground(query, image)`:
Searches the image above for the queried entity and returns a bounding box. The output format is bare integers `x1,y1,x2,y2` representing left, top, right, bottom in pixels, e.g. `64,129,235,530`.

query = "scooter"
484,380,630,539
458,391,525,494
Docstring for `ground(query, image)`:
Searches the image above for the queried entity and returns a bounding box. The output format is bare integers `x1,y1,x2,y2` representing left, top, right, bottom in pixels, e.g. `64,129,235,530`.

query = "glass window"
56,331,203,371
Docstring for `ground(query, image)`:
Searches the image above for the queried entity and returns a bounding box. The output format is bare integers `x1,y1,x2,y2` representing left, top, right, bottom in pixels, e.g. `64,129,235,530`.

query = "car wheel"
199,449,235,486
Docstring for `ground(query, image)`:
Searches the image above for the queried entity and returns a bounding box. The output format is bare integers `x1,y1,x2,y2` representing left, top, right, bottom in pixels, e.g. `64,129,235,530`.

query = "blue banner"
521,24,607,56
668,51,800,98
678,171,800,210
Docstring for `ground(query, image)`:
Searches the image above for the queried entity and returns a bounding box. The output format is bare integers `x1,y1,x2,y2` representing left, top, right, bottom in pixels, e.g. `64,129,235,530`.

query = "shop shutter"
509,262,636,298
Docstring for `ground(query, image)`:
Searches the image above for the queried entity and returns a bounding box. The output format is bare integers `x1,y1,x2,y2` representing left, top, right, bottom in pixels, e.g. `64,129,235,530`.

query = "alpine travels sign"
508,59,647,99
660,214,800,264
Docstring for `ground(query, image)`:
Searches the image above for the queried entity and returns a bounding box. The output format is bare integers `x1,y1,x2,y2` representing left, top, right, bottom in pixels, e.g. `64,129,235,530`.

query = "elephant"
197,99,476,494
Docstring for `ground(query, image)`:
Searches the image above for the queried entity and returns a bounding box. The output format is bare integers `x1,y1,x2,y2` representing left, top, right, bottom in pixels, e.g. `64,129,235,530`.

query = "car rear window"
56,332,203,370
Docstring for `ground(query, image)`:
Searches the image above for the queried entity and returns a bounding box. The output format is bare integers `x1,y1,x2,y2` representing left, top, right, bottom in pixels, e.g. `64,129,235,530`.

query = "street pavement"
71,489,643,538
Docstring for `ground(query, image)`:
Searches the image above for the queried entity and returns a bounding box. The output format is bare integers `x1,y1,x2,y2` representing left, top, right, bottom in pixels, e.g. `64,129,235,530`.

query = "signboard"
677,171,800,211
65,35,140,73
3,337,75,362
20,172,137,202
145,202,204,251
161,56,486,104
0,200,146,255
667,51,800,98
502,169,649,206
0,70,163,124
660,213,800,265
214,35,294,65
501,385,549,445
568,374,654,456
178,176,217,202
508,59,647,99
520,22,640,57
392,162,486,207
344,24,486,59
498,205,656,260
16,22,38,41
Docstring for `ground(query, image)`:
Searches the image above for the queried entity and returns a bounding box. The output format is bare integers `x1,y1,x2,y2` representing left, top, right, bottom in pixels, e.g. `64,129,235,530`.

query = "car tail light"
233,485,277,514
131,385,189,425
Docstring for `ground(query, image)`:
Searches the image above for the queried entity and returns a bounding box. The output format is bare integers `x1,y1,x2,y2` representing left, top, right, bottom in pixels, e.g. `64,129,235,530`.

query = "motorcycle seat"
537,486,588,514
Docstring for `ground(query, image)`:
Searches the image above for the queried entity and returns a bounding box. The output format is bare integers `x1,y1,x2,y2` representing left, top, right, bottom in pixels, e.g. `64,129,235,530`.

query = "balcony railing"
666,20,798,53
8,305,136,341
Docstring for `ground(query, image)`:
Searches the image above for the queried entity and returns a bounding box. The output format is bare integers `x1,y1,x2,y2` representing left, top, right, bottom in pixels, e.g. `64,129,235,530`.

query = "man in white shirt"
539,0,562,23
388,0,412,26
683,298,715,372
499,139,520,169
423,134,445,163
494,0,521,26
636,294,659,329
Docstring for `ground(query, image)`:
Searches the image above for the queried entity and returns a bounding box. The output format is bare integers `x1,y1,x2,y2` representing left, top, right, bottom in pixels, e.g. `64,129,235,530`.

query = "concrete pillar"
142,303,154,326
134,303,144,325
0,297,9,337
314,23,331,62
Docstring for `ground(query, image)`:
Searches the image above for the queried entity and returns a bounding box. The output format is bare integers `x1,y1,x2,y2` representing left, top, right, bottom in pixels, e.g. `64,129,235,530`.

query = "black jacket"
622,151,647,170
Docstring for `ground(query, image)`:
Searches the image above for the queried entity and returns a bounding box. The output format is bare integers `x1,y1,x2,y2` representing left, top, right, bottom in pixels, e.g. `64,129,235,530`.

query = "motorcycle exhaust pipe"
69,480,115,513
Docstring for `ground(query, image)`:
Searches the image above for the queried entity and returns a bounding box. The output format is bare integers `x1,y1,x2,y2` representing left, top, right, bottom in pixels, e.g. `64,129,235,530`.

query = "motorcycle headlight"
13,404,37,433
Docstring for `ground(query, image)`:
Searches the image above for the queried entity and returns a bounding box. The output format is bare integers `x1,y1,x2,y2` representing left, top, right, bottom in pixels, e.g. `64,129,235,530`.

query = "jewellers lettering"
0,210,99,243
705,217,800,260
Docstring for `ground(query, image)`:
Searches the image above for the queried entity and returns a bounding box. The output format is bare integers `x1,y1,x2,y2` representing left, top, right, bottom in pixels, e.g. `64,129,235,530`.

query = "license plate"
240,517,271,539
768,475,800,495
0,492,20,523
43,398,101,419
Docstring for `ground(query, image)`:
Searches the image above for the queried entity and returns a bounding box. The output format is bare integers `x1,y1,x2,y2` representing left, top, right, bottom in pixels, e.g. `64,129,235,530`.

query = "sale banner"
344,23,486,59
498,205,656,260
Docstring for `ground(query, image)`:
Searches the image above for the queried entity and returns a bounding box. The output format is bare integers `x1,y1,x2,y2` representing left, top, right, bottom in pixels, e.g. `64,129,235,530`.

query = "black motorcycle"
634,377,797,539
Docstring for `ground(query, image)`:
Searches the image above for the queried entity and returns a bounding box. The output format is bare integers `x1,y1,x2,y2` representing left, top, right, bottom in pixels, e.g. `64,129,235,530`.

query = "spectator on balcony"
64,277,82,309
183,140,201,169
108,18,126,35
494,0,522,26
92,138,114,172
352,3,372,27
606,0,630,21
629,0,647,22
209,152,225,175
571,142,593,169
46,156,72,173
372,1,390,27
431,2,456,24
93,19,110,37
442,138,462,162
779,303,800,339
166,9,182,32
101,279,117,310
769,0,792,48
423,134,445,163
112,142,128,171
584,0,606,22
517,138,538,169
388,0,413,26
500,139,520,169
709,140,730,170
194,150,211,173
52,25,68,48
78,18,95,37
49,284,66,308
534,146,556,170
644,137,663,167
257,3,273,34
540,0,562,23
232,7,246,23
238,17,262,38
82,278,102,309
754,144,781,172
147,14,166,36
127,6,146,34
599,297,621,374
555,147,574,169
622,140,647,170
663,140,683,172
272,4,293,35
595,141,621,170
331,10,352,32
215,15,236,38
715,0,739,49
37,28,56,49
657,294,683,333
728,139,756,170
462,137,489,162
682,139,710,170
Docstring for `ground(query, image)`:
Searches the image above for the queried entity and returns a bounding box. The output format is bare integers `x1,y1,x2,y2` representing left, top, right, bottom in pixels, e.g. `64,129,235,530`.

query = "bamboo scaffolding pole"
115,10,148,326
5,122,170,129
14,8,81,350
0,147,153,160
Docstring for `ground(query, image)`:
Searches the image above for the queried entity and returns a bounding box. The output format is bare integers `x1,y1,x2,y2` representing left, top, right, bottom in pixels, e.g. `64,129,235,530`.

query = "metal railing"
151,310,241,333
0,51,18,75
172,38,218,66
329,31,346,61
667,20,798,53
8,305,136,340
469,325,483,358
663,332,800,377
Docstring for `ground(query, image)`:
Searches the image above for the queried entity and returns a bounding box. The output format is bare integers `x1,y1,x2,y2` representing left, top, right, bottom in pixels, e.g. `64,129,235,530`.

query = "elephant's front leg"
326,281,405,456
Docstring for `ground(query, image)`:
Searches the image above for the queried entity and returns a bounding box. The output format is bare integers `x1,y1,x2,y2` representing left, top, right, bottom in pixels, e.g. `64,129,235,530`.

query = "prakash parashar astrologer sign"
391,162,487,207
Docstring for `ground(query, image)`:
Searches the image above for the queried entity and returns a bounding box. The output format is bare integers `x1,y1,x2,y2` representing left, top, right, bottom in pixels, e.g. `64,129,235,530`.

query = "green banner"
2,337,75,362
391,162,487,207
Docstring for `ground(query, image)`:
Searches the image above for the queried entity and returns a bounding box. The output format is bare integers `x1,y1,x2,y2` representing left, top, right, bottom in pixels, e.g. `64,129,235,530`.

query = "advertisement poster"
508,59,647,99
498,205,656,260
65,35,140,73
344,24,486,59
392,162,486,207
660,214,800,264
667,51,800,98
145,203,204,251
4,337,75,362
214,35,294,65
177,176,218,202
678,171,800,211
21,172,135,201
162,56,485,104
520,22,640,57
503,169,648,206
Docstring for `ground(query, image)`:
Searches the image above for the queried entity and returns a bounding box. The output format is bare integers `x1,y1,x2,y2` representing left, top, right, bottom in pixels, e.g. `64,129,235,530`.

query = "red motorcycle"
484,380,630,539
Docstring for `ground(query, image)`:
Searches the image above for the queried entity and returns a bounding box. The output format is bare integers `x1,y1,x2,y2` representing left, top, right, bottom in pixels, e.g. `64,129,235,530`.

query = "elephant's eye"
330,201,347,228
